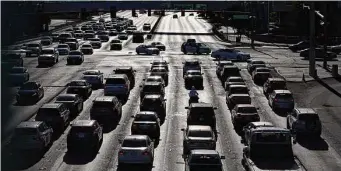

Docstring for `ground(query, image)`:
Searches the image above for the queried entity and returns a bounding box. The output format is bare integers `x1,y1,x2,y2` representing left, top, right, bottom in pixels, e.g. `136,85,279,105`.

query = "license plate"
78,133,85,138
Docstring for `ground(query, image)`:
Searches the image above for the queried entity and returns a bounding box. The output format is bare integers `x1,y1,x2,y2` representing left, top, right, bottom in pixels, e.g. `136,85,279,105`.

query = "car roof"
57,94,77,98
191,149,219,155
144,82,162,86
84,70,100,73
235,104,255,108
107,74,127,79
144,94,162,99
147,75,162,79
295,108,317,115
228,76,243,80
17,121,43,129
188,125,212,131
229,85,247,88
115,66,133,70
273,90,292,94
40,103,62,109
124,135,149,140
137,111,158,115
94,96,116,102
250,122,274,127
190,103,214,108
70,80,87,83
253,127,290,133
72,120,96,127
268,78,285,82
223,65,239,69
229,94,250,97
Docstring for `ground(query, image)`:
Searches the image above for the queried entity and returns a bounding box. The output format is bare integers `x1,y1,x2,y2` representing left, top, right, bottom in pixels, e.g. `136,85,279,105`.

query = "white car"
118,135,154,166
211,48,250,61
136,45,160,55
56,44,70,55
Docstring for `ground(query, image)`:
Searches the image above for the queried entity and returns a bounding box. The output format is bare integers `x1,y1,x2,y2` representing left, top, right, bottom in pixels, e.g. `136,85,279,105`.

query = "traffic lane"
235,64,341,171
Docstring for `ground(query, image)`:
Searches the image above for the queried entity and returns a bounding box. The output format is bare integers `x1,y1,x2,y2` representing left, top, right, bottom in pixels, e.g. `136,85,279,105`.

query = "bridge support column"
148,9,151,16
110,6,117,18
80,8,89,20
132,9,136,17
181,9,185,16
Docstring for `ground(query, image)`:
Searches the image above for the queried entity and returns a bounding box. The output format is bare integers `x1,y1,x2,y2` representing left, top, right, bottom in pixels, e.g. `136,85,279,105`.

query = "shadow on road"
2,149,47,170
116,164,153,171
298,137,329,151
316,78,341,98
63,150,97,165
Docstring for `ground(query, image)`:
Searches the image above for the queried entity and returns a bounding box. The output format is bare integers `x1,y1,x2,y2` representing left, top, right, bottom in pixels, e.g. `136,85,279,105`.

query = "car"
173,14,178,18
10,121,53,152
104,74,131,100
196,43,211,54
67,120,103,153
185,150,225,171
263,78,287,97
252,67,271,84
88,38,102,49
83,33,95,40
82,70,104,88
328,44,341,54
247,60,266,73
143,75,165,87
231,104,260,130
118,32,128,40
51,33,60,42
131,111,161,139
25,43,42,57
140,94,167,121
151,42,166,51
150,67,169,86
65,38,79,49
151,63,169,72
182,125,217,155
16,82,44,104
98,34,110,42
289,40,310,52
35,103,70,133
136,45,160,55
40,36,52,46
113,66,136,88
58,32,73,43
90,96,122,125
186,39,196,43
55,94,83,116
181,42,199,54
140,82,165,102
287,108,322,138
99,18,105,23
227,85,249,97
110,39,122,50
184,70,204,89
66,80,92,99
64,42,77,51
118,135,155,166
143,23,151,31
80,44,94,54
224,76,244,91
1,51,24,67
185,103,218,135
38,48,59,66
109,29,118,36
66,50,84,65
226,94,251,110
299,48,337,60
126,26,137,34
183,60,201,77
211,48,251,61
56,44,70,55
73,30,84,38
241,121,275,144
268,90,295,112
8,67,30,85
216,61,234,76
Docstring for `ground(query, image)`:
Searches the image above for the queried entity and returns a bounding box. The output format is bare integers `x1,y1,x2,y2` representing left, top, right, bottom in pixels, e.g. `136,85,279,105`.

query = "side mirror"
181,128,185,131
185,106,189,109
220,156,226,159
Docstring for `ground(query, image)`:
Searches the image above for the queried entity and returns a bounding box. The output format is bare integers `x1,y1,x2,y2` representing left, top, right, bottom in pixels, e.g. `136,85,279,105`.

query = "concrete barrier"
148,15,163,39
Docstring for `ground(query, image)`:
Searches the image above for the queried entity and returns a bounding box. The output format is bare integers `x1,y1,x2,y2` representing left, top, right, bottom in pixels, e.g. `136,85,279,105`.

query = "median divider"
147,14,163,39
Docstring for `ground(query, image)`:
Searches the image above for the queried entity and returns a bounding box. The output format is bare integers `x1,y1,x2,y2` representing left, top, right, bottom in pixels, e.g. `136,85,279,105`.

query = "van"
104,74,130,100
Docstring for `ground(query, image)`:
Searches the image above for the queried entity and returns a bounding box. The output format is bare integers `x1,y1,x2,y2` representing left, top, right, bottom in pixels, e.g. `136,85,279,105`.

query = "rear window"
82,44,92,48
122,139,147,147
237,107,257,113
27,44,39,48
230,87,248,94
70,126,94,135
275,93,293,99
20,83,37,90
187,71,201,75
152,68,166,72
143,85,161,92
298,114,319,121
191,107,214,115
254,132,288,143
135,114,157,121
69,81,86,86
185,62,200,67
106,78,126,84
224,68,239,75
15,128,37,135
142,98,161,106
190,155,220,164
188,130,212,137
92,102,112,108
146,78,161,82
69,51,81,55
41,49,54,54
56,96,75,101
37,108,60,117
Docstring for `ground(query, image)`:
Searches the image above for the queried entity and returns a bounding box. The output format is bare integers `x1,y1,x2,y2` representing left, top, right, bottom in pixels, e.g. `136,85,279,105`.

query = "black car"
226,94,251,110
67,120,103,154
35,103,70,133
140,94,166,122
216,60,234,77
113,66,136,88
246,60,266,73
131,111,161,139
219,65,241,83
140,82,165,102
183,60,201,77
90,96,122,126
16,82,44,104
185,103,217,135
182,125,217,155
66,80,92,99
55,94,83,116
150,67,169,86
263,78,287,97
184,70,204,89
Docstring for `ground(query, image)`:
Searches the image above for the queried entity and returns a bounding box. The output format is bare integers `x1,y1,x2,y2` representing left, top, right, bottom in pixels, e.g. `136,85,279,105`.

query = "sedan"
80,44,93,54
40,36,52,46
67,50,84,65
136,45,160,55
16,81,44,104
57,44,70,55
89,38,102,49
151,42,166,51
66,80,92,99
55,94,83,116
118,135,155,166
211,48,250,61
231,104,260,130
82,70,104,88
8,67,30,85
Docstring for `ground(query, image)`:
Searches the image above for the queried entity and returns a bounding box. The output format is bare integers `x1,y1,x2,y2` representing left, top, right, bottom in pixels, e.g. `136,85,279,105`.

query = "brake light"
142,151,149,155
119,151,125,155
274,98,278,102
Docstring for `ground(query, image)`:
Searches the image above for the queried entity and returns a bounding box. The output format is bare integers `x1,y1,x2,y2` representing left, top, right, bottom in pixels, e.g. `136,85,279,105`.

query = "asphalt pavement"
2,11,341,171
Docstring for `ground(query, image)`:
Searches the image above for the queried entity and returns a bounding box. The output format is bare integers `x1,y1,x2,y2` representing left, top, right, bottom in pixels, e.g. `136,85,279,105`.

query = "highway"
2,11,341,171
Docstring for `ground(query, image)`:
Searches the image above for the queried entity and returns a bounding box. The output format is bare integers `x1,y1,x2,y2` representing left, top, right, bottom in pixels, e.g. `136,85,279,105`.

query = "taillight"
142,151,149,155
119,151,125,155
274,98,278,102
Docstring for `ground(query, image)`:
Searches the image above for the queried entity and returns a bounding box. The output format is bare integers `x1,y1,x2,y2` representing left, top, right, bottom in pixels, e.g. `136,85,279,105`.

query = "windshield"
27,44,39,48
135,114,157,121
69,81,86,86
122,139,147,147
58,45,68,48
21,83,37,90
185,62,200,67
41,49,54,54
237,107,257,113
298,114,319,121
143,85,161,92
188,130,212,137
56,96,75,101
10,68,25,73
270,82,286,89
14,128,37,136
254,132,288,143
69,51,81,55
106,78,126,84
37,108,60,117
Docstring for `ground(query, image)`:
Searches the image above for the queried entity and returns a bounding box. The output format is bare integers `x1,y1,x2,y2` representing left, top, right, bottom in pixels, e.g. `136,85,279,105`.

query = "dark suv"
140,94,166,122
185,103,218,135
131,111,161,139
220,65,241,83
66,80,92,99
263,78,287,97
113,66,136,88
35,103,70,133
67,120,103,154
182,125,217,155
183,60,201,77
16,82,44,104
90,96,122,126
140,82,165,102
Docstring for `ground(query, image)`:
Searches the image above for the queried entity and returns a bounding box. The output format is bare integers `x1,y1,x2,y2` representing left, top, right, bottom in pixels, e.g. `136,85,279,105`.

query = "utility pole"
309,2,316,77
323,3,328,69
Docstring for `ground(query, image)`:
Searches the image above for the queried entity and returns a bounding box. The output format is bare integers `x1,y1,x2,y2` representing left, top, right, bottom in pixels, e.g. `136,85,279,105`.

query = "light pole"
309,2,316,77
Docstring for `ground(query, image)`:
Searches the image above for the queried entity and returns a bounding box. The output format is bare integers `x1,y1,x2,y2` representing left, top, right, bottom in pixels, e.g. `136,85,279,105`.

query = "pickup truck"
241,127,306,171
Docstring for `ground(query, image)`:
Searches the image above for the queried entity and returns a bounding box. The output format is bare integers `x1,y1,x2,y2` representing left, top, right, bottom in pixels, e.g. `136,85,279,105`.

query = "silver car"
56,44,70,55
136,45,160,55
82,70,103,88
8,67,29,85
118,135,154,166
